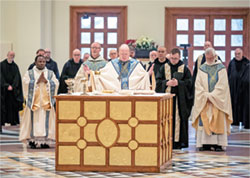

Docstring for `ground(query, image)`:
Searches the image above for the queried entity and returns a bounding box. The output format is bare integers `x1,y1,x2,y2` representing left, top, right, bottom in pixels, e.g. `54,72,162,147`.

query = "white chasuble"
19,67,59,144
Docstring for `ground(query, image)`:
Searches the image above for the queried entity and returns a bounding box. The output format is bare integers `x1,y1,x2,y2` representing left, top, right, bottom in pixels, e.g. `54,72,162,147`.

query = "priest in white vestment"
19,55,59,148
74,44,152,92
192,48,232,151
83,42,107,71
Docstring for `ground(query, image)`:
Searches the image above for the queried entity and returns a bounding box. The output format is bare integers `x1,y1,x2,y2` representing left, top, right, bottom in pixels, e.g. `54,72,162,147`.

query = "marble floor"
1,123,250,178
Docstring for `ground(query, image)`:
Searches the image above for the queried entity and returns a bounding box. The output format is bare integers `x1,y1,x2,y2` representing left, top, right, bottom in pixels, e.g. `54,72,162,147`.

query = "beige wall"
1,0,249,75
1,0,42,75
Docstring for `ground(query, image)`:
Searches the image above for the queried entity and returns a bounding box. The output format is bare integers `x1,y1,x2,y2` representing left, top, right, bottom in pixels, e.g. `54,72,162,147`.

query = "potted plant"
125,37,157,58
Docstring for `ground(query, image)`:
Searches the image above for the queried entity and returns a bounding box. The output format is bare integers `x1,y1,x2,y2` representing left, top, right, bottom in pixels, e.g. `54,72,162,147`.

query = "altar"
55,93,173,172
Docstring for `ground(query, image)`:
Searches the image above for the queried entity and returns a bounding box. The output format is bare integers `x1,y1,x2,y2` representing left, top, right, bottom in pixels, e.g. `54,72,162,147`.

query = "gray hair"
205,47,216,56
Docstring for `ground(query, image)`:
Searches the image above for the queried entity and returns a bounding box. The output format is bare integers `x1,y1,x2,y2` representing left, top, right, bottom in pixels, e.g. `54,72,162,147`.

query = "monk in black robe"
239,63,250,129
228,48,249,126
58,49,83,94
0,51,23,127
156,48,193,149
153,46,169,77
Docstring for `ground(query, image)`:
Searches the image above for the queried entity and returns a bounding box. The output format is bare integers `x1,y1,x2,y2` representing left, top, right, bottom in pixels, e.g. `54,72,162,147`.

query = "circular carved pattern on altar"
96,118,119,148
77,139,87,149
128,117,139,128
77,116,87,127
128,140,138,150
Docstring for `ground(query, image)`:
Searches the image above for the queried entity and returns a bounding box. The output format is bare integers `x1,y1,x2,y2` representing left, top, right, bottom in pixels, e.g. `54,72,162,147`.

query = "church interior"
1,0,250,177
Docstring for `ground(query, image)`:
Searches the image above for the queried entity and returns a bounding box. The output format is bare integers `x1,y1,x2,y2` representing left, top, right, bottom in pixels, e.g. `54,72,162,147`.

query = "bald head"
235,48,243,61
72,49,81,63
149,50,157,62
119,44,130,62
157,46,167,61
204,41,212,50
7,51,15,61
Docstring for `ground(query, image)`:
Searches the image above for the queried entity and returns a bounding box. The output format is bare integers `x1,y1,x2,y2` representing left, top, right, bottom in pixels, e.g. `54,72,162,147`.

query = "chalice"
65,78,75,94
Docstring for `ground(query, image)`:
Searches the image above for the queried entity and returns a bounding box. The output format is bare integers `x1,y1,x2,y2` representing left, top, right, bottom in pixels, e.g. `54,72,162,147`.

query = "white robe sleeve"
22,71,31,99
74,65,87,92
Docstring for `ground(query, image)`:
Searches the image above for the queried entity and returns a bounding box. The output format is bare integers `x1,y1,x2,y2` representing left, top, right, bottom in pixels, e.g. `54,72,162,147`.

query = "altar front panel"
55,94,173,172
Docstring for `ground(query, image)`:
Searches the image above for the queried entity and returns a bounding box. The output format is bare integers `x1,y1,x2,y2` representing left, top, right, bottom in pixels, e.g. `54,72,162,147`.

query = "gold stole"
200,102,230,136
151,71,156,91
32,83,51,111
197,55,203,70
164,63,184,142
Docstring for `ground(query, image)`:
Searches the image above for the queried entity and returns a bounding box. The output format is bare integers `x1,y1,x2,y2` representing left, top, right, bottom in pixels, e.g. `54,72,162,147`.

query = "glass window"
81,32,91,44
176,34,188,46
214,35,226,47
81,48,91,58
194,19,206,31
81,16,91,29
100,48,104,58
231,50,235,60
231,35,243,46
193,35,205,46
193,50,204,62
107,32,117,44
215,50,226,62
231,19,243,31
94,32,104,44
94,17,104,29
179,50,186,60
214,19,226,31
108,17,118,29
177,19,189,31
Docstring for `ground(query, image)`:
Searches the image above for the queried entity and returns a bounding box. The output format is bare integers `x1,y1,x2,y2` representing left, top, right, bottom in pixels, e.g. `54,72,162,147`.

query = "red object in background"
125,39,136,47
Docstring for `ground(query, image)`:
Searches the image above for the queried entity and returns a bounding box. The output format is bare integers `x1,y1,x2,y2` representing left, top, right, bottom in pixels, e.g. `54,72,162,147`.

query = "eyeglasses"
157,51,166,53
74,54,81,56
91,47,101,50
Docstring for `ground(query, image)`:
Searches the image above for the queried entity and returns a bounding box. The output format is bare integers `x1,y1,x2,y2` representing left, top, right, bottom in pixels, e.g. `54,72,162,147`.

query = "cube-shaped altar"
55,93,173,172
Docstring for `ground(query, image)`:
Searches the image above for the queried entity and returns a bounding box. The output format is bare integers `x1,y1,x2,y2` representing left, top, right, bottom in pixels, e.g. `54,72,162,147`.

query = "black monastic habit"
153,58,169,77
0,59,23,126
239,62,250,129
156,60,193,149
228,57,249,126
58,58,83,94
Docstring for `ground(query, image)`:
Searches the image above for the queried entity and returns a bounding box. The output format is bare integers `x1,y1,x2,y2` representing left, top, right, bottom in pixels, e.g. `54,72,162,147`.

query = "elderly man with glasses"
58,49,83,94
83,42,107,71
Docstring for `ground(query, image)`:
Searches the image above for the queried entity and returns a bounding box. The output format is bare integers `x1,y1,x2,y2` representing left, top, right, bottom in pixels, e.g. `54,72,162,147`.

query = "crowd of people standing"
0,41,249,151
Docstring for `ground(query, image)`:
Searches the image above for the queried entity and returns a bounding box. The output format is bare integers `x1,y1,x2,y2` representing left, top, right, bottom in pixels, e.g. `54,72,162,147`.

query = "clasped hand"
166,78,178,87
37,72,47,84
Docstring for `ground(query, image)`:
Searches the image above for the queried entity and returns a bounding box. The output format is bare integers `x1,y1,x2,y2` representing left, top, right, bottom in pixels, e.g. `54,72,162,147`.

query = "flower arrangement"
125,37,157,58
135,36,157,50
125,36,157,50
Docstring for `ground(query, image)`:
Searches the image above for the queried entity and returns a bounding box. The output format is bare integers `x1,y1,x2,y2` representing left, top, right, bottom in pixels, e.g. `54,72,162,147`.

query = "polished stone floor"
0,123,249,178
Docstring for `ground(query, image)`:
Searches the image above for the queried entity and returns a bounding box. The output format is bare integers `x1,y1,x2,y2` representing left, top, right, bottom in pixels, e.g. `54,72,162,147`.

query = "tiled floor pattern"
0,151,249,178
1,123,249,178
